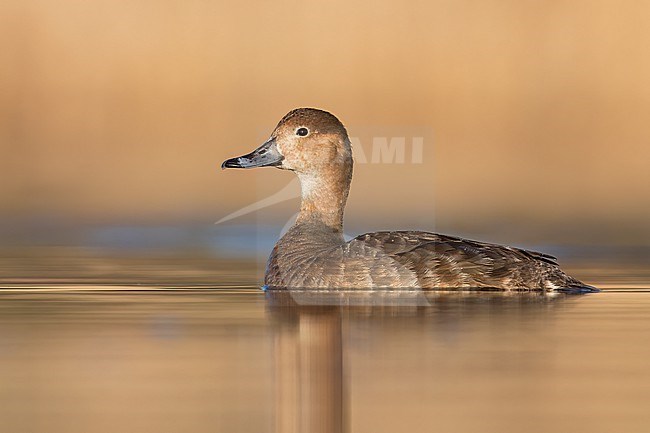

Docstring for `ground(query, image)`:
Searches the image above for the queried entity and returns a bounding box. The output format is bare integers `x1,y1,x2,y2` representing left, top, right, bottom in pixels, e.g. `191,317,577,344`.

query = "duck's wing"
350,231,583,290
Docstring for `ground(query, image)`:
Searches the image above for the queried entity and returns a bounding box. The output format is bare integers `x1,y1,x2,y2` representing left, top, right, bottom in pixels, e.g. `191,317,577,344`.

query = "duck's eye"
296,127,309,137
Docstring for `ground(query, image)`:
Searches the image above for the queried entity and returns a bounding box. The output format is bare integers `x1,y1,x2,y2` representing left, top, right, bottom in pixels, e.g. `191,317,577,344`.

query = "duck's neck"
295,163,352,236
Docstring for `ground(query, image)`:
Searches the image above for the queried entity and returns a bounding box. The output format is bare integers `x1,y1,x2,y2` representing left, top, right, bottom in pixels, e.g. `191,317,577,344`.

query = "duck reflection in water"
265,290,577,433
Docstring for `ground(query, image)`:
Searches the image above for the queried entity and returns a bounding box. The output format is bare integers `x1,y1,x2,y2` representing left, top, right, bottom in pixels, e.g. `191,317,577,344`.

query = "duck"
221,108,598,292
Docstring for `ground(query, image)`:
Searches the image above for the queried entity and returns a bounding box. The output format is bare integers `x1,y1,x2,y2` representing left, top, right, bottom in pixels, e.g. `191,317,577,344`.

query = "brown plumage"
222,108,597,292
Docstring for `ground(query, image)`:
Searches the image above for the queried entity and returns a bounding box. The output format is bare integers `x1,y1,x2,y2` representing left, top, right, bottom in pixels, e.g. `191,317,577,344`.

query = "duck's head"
221,108,352,175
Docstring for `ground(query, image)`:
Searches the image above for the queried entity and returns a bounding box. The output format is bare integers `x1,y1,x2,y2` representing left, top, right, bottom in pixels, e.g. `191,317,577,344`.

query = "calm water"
1,256,649,433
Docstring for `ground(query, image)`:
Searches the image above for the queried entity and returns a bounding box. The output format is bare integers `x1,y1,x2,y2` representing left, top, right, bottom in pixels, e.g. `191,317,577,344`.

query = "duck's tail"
555,284,600,294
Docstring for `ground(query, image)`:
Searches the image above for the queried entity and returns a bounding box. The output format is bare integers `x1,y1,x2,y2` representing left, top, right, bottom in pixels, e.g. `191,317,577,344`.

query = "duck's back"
348,231,588,290
265,226,593,291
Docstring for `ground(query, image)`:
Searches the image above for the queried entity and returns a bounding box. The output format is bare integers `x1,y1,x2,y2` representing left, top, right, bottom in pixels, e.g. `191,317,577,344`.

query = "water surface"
1,258,649,433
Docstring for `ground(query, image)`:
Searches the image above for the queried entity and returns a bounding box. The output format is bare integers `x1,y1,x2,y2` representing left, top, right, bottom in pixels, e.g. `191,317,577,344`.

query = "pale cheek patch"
275,140,290,169
275,140,285,156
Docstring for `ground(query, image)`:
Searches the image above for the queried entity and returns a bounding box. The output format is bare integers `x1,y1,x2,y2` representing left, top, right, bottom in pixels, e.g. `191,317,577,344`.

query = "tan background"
1,0,649,246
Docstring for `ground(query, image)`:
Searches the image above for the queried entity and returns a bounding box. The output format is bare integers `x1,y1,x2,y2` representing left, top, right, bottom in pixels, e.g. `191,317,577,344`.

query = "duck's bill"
221,138,284,169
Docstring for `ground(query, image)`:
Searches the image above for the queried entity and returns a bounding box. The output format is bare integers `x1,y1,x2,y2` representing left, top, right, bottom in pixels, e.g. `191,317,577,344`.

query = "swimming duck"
222,108,597,292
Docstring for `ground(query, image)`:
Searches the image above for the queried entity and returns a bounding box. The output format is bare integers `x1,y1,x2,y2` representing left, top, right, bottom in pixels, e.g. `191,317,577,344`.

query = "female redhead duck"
222,108,597,292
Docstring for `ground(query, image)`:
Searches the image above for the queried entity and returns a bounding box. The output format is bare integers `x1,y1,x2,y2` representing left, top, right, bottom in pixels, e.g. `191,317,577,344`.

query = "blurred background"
1,0,648,282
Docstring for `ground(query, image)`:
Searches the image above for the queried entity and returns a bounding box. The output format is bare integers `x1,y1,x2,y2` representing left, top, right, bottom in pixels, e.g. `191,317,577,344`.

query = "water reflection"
268,298,344,433
265,290,574,433
3,287,649,433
